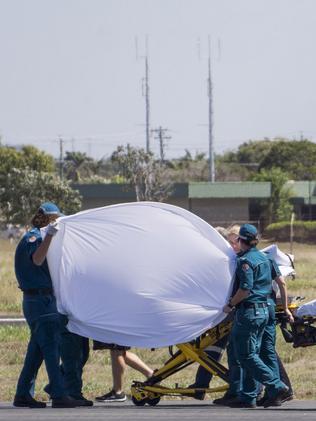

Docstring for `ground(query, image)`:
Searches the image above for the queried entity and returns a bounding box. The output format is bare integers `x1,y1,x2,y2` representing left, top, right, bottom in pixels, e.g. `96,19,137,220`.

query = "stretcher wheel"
131,395,147,406
147,396,161,406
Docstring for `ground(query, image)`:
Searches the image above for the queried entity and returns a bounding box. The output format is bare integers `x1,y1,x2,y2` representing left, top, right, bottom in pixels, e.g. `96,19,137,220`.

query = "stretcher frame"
130,297,316,406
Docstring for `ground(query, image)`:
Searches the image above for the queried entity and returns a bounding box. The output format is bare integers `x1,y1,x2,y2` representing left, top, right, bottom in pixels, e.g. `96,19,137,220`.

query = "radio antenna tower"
136,36,151,153
207,36,215,182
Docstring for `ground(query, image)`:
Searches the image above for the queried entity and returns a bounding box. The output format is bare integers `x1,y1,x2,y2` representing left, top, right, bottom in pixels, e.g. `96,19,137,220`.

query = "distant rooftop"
189,182,271,198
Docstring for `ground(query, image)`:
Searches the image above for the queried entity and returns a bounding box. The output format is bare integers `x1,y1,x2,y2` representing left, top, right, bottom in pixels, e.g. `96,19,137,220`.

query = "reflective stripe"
204,345,225,354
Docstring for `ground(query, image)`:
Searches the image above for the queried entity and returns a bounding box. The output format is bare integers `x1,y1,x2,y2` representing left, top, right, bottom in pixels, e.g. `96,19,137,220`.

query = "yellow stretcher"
130,297,316,406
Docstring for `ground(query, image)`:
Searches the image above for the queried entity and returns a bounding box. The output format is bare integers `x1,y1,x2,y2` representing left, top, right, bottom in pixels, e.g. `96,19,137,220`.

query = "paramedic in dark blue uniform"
13,202,76,409
57,314,92,405
44,314,92,406
223,224,289,408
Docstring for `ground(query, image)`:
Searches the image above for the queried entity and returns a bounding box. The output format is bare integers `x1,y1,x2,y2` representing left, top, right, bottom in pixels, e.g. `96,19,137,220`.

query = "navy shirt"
235,247,280,304
15,227,53,290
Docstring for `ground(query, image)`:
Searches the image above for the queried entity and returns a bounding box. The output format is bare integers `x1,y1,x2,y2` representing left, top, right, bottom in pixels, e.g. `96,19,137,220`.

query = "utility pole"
207,36,215,182
59,136,64,180
152,127,171,162
136,36,151,153
145,40,150,153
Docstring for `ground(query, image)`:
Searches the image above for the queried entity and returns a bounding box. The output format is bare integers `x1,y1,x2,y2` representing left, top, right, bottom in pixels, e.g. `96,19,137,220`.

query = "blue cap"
239,224,258,241
39,202,62,216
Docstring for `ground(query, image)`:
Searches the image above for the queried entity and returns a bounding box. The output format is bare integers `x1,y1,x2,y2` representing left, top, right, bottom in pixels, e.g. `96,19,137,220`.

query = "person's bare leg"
111,350,126,393
124,351,153,378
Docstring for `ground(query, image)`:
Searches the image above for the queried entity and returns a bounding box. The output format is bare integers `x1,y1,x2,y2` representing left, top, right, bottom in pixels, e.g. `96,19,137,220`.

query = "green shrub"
264,221,316,242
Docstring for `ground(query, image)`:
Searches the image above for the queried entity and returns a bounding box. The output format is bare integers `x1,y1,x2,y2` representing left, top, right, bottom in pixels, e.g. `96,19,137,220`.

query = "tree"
111,145,171,201
64,151,94,181
215,138,316,181
166,150,209,182
20,145,55,173
251,168,294,224
234,139,273,165
0,144,55,176
214,159,250,182
0,146,22,175
215,139,273,181
258,139,316,180
0,168,82,225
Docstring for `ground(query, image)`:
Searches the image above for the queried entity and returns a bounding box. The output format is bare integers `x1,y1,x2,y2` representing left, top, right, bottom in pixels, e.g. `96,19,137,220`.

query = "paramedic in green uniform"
223,224,289,408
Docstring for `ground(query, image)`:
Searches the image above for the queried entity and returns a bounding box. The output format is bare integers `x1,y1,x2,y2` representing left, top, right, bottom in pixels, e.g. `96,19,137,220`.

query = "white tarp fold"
261,244,295,278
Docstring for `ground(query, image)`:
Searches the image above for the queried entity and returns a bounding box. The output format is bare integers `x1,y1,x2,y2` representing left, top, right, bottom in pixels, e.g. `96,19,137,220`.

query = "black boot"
229,400,256,408
51,395,78,408
13,395,46,408
70,395,94,407
213,393,238,406
263,387,289,408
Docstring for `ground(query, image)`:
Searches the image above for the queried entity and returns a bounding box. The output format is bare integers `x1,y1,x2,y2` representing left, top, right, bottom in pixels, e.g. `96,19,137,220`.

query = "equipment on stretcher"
279,298,316,348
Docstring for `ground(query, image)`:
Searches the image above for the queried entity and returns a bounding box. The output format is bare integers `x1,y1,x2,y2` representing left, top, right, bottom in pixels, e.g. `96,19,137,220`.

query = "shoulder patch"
28,236,37,243
242,263,250,272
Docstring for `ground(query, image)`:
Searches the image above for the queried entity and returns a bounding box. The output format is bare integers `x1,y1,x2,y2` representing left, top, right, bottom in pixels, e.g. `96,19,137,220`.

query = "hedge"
264,221,316,242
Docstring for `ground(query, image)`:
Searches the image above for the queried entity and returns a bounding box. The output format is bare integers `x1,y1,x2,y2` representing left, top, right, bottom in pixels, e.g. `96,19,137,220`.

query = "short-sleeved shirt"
15,227,53,290
235,247,280,304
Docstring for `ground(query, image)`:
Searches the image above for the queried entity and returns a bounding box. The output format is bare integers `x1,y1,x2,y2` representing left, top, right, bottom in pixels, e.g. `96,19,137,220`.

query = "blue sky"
0,0,315,159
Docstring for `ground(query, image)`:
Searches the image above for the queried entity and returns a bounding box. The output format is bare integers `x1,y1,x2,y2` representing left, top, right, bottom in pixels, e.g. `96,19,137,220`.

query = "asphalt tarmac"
1,399,315,421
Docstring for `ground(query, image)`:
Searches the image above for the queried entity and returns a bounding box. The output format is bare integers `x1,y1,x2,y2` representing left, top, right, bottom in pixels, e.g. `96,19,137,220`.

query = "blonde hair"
227,225,240,237
226,225,241,252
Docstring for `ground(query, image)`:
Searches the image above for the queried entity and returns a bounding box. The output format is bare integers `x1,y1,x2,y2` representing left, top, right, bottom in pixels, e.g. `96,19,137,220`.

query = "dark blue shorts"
92,340,130,351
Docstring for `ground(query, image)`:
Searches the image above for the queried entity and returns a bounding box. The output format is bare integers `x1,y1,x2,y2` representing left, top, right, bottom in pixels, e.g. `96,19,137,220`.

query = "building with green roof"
72,181,316,228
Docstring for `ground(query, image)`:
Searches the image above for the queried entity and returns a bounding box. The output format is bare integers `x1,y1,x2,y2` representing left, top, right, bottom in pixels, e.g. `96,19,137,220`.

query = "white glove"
47,221,60,237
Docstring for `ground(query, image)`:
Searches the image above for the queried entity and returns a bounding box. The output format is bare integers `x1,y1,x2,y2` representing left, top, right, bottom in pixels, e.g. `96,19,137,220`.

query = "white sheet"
261,244,295,278
46,202,236,348
295,299,316,318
